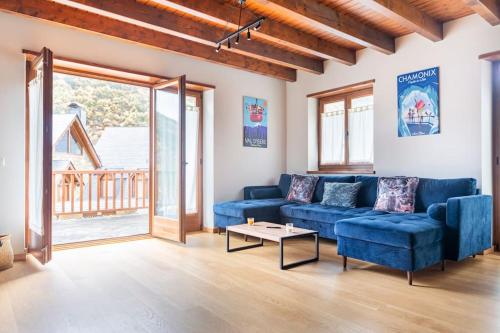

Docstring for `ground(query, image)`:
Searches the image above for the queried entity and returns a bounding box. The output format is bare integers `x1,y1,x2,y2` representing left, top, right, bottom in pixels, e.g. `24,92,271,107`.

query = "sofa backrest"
414,178,477,212
354,176,379,207
278,174,355,202
312,176,355,202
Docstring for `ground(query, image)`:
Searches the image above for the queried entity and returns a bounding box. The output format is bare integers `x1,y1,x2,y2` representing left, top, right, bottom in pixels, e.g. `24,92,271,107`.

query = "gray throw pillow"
321,182,362,208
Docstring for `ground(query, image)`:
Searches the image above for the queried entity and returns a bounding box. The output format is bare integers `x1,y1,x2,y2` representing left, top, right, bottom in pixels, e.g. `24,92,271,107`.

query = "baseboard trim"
14,252,27,261
202,226,219,233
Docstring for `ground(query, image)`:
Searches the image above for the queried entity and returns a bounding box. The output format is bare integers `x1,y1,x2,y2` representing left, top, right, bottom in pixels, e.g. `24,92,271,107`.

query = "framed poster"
243,96,268,148
397,67,440,137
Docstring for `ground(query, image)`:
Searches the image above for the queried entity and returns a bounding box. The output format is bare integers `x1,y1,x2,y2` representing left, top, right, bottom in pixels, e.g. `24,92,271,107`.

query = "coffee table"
226,222,319,270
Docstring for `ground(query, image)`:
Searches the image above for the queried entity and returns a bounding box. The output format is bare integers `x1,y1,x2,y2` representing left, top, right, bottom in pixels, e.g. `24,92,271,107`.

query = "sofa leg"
244,235,248,242
407,271,413,285
218,228,221,235
472,254,476,258
441,260,445,271
342,256,347,271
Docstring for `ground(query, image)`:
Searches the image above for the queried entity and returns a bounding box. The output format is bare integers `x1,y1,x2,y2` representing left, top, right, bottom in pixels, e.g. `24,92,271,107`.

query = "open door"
150,75,187,243
26,47,53,264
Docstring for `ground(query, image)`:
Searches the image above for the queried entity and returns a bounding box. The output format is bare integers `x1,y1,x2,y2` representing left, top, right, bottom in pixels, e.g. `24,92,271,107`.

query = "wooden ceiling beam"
0,0,296,81
357,0,443,42
248,0,395,54
462,0,500,25
56,0,323,74
150,0,356,65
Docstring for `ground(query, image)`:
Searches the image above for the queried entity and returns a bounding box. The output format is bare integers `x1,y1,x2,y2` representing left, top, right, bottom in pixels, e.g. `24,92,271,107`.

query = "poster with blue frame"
397,67,440,137
243,96,268,148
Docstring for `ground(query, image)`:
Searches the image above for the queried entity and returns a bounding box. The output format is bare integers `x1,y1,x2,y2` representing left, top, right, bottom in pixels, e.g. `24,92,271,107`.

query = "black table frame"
226,229,319,270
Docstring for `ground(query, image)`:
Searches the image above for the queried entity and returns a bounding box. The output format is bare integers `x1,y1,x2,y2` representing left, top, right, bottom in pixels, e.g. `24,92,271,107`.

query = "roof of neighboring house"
52,159,75,171
52,114,102,168
95,127,149,170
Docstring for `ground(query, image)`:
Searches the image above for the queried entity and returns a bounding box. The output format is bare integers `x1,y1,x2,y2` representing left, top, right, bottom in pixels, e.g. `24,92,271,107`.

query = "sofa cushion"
415,178,477,212
312,176,355,202
335,213,444,249
214,198,290,219
280,203,387,224
286,174,319,203
321,182,361,208
427,203,447,222
374,177,419,213
355,176,378,207
250,187,283,200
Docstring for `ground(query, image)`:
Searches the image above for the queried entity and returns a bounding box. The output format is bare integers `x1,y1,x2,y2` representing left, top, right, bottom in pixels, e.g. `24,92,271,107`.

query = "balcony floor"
52,212,149,245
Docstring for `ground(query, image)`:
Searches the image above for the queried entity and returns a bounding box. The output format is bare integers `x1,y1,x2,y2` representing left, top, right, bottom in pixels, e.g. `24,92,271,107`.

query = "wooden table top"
227,222,317,242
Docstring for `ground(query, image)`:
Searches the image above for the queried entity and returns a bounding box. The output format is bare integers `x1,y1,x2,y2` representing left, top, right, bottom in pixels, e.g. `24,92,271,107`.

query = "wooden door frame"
493,60,500,250
25,48,53,263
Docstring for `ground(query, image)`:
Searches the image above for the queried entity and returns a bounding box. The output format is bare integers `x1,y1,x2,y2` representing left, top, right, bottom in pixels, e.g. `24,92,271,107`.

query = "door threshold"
53,234,153,251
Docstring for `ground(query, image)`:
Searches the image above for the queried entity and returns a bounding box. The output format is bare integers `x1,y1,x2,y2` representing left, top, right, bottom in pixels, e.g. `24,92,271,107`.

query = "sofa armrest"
243,185,282,200
445,195,492,261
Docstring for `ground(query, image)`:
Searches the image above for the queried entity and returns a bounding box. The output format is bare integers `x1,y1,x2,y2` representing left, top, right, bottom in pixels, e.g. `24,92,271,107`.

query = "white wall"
0,12,286,253
287,15,500,190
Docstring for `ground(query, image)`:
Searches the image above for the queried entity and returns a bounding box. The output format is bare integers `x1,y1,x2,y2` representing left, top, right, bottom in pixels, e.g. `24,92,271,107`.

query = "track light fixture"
214,0,264,53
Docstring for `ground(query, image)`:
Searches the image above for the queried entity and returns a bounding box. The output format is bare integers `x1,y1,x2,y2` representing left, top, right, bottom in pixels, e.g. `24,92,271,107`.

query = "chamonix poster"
397,67,440,137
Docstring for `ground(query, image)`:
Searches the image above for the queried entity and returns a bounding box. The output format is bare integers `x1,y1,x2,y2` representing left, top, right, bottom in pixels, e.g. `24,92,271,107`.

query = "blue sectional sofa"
214,174,492,284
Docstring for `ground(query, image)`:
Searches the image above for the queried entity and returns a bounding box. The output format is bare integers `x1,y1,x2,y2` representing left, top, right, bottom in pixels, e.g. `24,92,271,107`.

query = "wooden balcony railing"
52,170,149,218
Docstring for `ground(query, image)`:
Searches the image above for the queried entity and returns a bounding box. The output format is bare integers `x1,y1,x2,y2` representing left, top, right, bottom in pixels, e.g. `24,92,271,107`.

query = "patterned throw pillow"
321,182,362,208
286,174,319,203
374,177,419,213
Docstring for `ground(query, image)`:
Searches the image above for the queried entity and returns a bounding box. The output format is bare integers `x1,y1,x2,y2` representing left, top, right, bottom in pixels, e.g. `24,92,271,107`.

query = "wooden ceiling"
0,0,499,81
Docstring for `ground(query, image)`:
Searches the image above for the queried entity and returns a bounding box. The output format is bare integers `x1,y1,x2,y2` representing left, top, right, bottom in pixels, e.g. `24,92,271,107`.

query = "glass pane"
55,131,69,153
321,100,345,164
186,95,199,214
70,132,82,155
349,95,374,164
155,88,179,219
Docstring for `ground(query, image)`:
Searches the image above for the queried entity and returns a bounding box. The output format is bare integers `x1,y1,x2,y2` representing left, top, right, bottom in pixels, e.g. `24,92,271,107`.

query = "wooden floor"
1,233,499,333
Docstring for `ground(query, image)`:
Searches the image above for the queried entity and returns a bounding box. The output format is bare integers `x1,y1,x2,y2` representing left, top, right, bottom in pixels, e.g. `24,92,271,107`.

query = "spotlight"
253,21,261,31
227,40,231,49
235,34,240,45
246,28,251,40
215,43,221,52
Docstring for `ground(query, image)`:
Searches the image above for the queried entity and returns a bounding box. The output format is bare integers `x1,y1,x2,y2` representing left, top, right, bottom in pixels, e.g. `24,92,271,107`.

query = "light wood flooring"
1,233,499,333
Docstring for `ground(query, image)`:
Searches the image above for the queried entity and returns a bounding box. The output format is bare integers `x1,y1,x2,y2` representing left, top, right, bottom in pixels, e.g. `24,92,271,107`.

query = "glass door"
26,47,53,264
151,76,187,243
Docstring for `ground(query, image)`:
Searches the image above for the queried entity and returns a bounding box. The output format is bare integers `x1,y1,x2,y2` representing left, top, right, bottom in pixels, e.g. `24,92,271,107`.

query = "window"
54,129,82,155
318,86,373,173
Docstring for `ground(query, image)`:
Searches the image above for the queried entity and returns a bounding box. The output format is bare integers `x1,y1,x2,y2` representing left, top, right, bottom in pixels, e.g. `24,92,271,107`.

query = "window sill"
307,165,375,175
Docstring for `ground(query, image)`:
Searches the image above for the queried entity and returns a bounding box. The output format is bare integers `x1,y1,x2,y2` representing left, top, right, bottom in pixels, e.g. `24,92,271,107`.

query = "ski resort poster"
243,96,268,148
397,67,440,137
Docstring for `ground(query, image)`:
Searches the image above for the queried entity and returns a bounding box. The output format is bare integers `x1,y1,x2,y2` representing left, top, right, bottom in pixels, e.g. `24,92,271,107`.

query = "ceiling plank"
56,0,323,74
0,0,296,81
357,0,443,42
150,0,356,65
462,0,500,25
247,0,395,54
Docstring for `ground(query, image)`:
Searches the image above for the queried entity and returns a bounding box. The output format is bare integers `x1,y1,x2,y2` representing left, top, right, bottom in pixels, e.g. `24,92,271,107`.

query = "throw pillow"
286,174,319,203
374,177,419,213
321,182,362,208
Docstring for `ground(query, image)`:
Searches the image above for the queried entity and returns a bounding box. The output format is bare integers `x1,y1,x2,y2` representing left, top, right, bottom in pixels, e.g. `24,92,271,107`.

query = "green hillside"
53,73,149,144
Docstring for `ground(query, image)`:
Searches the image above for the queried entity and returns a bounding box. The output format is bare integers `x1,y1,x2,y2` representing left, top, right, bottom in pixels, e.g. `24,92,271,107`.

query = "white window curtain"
28,70,44,234
185,102,199,214
348,96,374,164
321,101,345,164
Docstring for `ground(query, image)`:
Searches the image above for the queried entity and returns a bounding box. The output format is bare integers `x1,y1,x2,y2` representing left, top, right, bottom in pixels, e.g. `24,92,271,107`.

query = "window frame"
317,86,374,174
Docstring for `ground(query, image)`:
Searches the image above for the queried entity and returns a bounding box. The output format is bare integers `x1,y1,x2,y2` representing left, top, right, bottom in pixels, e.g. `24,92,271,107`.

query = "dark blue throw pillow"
427,203,447,222
321,182,362,208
